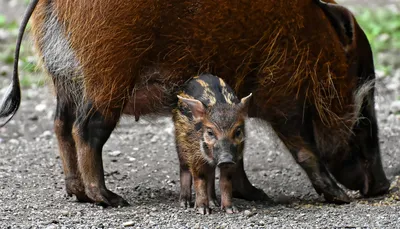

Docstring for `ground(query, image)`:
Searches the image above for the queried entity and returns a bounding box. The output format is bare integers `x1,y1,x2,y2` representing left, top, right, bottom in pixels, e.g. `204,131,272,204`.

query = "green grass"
354,7,400,75
357,8,400,53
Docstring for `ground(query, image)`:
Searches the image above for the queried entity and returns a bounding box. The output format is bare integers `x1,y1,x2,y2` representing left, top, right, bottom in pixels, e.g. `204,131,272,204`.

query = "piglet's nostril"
217,161,236,167
217,154,236,167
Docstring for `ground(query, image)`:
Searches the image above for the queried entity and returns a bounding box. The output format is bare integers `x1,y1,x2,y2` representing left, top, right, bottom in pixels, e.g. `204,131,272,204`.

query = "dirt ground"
1,0,400,228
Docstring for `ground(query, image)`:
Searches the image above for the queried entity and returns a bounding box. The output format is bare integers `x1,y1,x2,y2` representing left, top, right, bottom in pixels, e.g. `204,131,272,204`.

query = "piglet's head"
177,93,252,168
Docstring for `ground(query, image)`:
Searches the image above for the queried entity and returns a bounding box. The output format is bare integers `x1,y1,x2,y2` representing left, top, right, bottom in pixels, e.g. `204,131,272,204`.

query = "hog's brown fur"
30,0,356,151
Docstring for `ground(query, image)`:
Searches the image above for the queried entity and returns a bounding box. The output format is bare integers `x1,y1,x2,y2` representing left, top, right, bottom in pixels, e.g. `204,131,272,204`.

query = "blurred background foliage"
353,6,400,75
0,1,42,88
0,0,399,88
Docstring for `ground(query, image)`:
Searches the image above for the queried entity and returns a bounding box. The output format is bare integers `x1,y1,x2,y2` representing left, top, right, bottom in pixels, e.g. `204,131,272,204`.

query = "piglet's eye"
207,128,215,137
235,127,242,138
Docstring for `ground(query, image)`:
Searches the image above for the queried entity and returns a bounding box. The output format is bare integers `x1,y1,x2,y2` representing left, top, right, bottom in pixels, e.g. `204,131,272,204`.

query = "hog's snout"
362,173,390,197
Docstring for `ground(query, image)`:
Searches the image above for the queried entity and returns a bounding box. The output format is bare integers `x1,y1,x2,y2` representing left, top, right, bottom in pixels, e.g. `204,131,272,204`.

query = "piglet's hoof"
86,187,130,207
180,199,193,209
196,205,211,215
223,205,239,214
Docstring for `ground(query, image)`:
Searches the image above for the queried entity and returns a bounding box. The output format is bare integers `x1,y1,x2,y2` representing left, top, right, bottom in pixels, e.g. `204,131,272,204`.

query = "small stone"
150,136,158,143
41,131,52,139
28,114,39,121
108,151,121,157
151,207,157,211
45,226,57,229
60,210,69,216
35,104,47,112
122,221,135,227
9,139,19,144
244,210,256,217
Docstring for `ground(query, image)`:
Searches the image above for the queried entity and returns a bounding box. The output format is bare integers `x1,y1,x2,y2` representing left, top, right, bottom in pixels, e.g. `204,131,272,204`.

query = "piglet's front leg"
207,170,220,208
219,167,238,214
193,170,211,215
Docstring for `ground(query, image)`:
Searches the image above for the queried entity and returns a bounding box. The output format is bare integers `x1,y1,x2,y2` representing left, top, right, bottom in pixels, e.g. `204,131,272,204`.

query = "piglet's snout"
217,153,236,167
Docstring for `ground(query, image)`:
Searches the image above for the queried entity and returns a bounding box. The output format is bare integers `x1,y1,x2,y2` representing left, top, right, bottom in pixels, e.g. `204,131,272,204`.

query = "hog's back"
31,0,352,131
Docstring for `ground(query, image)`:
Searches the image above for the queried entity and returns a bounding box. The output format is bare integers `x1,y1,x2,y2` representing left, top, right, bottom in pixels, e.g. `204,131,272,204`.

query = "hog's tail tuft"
0,0,39,126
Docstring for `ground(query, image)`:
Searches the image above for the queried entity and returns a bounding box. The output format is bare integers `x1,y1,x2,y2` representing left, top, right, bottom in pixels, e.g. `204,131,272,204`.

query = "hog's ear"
177,95,206,120
315,0,356,53
239,93,252,112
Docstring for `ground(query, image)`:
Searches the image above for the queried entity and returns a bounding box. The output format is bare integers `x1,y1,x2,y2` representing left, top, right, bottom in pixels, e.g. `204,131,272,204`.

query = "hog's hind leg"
72,104,129,207
36,2,93,203
54,92,90,203
231,159,271,202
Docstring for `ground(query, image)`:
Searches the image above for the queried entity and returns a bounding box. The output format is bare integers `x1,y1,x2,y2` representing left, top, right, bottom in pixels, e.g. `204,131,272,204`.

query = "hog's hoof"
73,192,92,203
86,187,130,207
65,177,92,203
222,205,239,214
233,187,272,202
196,205,211,215
323,190,351,204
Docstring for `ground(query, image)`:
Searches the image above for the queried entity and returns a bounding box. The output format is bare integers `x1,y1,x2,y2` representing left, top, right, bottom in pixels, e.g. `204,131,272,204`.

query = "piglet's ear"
239,93,252,112
177,95,206,120
315,0,356,53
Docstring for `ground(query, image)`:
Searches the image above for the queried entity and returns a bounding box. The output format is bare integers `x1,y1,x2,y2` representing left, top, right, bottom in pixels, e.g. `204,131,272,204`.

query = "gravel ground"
1,0,400,228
